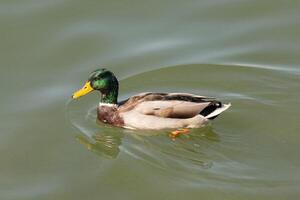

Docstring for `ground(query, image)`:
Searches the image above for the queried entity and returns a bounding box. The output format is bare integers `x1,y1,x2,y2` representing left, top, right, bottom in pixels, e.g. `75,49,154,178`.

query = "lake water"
1,1,300,199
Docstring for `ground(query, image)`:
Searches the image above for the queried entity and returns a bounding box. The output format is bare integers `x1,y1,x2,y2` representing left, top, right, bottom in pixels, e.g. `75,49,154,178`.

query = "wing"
118,92,220,118
134,100,213,118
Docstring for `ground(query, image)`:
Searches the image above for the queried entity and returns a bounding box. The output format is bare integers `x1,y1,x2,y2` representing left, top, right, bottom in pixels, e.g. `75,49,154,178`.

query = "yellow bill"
72,81,94,99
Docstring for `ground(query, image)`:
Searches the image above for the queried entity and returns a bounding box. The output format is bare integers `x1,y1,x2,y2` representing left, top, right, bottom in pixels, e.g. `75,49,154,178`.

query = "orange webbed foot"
169,128,190,139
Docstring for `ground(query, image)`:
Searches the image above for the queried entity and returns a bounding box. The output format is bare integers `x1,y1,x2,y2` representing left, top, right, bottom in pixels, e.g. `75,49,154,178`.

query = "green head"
72,69,119,104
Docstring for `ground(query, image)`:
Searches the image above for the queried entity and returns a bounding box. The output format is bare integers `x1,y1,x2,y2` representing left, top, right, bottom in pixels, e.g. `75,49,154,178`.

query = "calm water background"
1,0,300,199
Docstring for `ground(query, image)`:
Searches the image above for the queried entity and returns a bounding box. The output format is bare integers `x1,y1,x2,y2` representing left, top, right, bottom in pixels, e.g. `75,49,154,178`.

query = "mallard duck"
72,69,231,137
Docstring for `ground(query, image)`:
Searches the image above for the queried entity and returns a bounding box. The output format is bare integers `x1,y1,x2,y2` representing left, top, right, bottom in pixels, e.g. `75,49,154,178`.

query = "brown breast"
97,106,124,127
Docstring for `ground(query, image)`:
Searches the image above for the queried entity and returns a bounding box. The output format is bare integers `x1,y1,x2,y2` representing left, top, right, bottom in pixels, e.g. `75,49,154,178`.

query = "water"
1,0,300,199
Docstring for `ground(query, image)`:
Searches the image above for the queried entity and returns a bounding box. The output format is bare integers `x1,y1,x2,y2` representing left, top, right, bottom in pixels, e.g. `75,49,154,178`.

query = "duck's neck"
100,89,118,104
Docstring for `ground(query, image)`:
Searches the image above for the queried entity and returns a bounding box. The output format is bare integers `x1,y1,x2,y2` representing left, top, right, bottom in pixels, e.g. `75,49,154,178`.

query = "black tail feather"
199,101,222,119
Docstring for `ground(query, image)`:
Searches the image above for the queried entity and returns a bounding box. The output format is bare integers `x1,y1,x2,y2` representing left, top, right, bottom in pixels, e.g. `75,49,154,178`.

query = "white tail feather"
204,103,231,119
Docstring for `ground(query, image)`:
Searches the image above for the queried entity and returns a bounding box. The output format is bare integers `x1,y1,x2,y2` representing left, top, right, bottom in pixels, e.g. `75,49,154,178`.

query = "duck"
72,69,231,137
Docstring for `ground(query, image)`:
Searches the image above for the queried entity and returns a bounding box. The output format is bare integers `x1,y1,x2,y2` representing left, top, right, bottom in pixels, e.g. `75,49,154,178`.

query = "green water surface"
1,1,300,199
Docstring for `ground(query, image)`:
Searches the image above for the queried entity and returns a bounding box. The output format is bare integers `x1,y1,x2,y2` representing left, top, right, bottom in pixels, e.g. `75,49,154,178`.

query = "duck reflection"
75,124,219,161
188,125,220,141
76,131,123,159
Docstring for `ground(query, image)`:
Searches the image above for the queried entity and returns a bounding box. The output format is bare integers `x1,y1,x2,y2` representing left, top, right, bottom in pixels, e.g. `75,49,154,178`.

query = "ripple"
0,0,65,15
